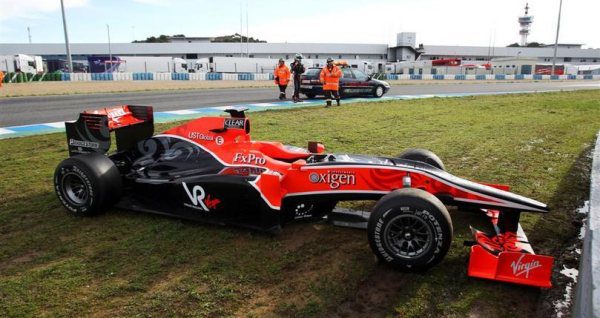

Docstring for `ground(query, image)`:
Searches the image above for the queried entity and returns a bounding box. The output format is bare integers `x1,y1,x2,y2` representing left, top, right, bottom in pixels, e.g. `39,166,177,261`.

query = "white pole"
551,0,563,76
60,0,73,73
27,26,32,43
107,24,112,72
240,3,243,57
246,2,249,57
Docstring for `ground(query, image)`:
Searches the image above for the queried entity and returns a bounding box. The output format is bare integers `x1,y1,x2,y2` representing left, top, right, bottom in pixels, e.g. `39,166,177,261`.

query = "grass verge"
0,90,599,317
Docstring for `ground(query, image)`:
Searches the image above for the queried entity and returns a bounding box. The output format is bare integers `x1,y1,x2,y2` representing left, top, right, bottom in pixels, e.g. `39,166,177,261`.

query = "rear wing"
65,105,153,156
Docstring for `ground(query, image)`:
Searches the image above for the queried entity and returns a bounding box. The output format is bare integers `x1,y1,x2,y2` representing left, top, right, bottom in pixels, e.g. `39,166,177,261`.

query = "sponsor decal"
224,118,245,129
215,136,224,145
182,182,220,211
221,166,266,176
188,131,214,141
510,254,542,278
69,138,100,149
107,108,127,119
308,170,356,189
233,153,266,165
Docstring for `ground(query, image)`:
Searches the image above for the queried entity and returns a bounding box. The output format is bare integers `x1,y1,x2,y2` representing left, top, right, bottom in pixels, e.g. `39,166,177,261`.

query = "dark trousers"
278,85,287,98
324,90,340,105
293,77,301,98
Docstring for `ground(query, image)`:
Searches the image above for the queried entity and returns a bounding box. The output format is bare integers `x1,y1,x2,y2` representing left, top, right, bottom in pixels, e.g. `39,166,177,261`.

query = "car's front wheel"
373,85,385,98
54,153,122,216
368,188,453,271
304,93,316,99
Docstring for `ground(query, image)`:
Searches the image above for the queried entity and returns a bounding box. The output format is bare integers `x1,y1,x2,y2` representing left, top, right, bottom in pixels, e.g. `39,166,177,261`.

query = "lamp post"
60,0,73,73
551,0,563,76
107,24,112,72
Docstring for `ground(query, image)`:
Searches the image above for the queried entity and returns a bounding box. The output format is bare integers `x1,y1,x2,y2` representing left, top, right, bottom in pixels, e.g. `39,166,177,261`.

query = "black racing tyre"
373,85,385,98
367,188,453,271
398,148,445,170
54,153,122,216
304,93,316,99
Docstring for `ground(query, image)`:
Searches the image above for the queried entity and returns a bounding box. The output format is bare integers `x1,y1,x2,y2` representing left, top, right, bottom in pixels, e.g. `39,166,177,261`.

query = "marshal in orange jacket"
273,64,291,85
320,65,342,91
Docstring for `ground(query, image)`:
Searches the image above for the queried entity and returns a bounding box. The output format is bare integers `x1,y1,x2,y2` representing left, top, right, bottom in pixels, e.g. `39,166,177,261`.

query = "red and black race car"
54,105,554,288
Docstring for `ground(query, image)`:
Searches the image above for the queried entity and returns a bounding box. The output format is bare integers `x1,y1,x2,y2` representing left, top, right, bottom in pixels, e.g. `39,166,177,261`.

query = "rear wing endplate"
65,105,153,156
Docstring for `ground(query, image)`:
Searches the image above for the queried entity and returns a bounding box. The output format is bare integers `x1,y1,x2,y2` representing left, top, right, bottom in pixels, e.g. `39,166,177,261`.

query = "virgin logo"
510,254,542,278
182,182,220,211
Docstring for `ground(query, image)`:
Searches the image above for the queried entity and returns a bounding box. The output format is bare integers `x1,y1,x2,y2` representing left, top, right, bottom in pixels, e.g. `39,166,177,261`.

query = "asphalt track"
0,81,598,127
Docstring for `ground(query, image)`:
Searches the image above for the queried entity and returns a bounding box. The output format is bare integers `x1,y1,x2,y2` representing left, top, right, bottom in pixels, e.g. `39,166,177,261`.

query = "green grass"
1,90,599,317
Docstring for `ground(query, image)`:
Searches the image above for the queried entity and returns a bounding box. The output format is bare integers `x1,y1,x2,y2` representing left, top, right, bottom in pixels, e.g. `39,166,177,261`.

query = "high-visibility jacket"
273,64,291,85
0,71,4,86
320,65,342,91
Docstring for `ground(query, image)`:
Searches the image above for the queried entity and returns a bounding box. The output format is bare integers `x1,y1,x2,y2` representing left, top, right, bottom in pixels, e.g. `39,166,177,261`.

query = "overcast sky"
1,0,599,48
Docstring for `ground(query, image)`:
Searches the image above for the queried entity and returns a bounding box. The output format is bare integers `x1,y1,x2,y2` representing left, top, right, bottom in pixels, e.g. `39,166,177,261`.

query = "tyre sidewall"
368,190,452,270
54,159,99,215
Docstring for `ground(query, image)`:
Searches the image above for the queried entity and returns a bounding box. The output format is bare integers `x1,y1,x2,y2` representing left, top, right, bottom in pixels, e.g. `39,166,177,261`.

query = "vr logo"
182,182,209,211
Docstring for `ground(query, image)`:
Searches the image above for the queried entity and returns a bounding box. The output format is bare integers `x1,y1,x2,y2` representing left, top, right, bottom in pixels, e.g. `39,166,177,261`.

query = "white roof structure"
0,42,389,56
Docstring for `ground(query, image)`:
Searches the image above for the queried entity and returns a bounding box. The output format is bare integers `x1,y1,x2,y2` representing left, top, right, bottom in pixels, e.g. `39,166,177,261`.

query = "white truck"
88,56,189,73
121,56,189,73
0,54,44,74
192,57,281,73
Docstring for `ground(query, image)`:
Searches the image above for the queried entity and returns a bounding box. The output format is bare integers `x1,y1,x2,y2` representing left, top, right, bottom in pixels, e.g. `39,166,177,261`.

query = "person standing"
290,53,305,103
273,58,291,100
0,70,4,88
320,57,342,107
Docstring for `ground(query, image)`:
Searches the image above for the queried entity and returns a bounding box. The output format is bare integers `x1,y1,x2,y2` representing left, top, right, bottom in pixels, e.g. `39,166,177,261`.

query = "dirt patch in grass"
1,90,599,317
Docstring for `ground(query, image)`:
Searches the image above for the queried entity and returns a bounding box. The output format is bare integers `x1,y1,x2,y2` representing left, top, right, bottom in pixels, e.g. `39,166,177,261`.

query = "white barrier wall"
153,73,172,81
189,73,206,81
112,73,132,81
254,73,270,81
222,73,238,81
70,73,92,82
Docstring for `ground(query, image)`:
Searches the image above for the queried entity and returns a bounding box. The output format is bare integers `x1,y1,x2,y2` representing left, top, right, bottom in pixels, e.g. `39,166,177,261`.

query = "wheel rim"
62,172,88,206
383,213,433,259
376,86,383,97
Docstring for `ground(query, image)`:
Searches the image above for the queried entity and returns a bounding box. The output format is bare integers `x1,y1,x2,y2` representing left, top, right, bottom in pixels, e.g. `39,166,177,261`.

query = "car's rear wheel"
54,153,122,216
304,93,316,99
368,188,453,271
397,148,445,170
373,85,385,98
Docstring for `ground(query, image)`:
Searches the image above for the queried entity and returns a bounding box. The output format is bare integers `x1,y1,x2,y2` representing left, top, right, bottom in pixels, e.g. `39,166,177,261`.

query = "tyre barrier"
91,73,112,81
171,73,189,81
206,72,222,80
237,73,254,80
3,72,598,83
132,72,154,81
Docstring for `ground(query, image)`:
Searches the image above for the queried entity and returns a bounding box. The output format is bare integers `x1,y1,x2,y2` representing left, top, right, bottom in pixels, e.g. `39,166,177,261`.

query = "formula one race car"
54,105,554,288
